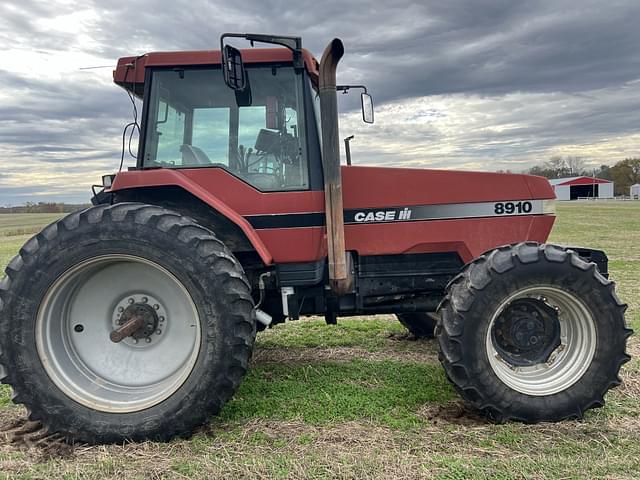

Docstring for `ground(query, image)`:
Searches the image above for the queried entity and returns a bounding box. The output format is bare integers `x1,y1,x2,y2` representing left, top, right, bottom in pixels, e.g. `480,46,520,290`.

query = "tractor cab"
115,48,321,192
113,38,372,194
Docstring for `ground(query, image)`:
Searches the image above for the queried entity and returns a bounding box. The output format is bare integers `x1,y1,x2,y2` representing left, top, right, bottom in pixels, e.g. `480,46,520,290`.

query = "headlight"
102,174,115,189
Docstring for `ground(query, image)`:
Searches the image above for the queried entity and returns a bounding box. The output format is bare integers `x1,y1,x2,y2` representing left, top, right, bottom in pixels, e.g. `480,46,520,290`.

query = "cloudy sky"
1,0,639,205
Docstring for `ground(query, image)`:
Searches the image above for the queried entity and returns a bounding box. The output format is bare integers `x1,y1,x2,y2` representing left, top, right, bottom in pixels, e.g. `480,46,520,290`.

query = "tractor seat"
180,144,210,166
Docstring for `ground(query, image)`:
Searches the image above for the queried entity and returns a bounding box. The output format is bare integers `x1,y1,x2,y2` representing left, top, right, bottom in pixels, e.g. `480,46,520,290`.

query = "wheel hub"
120,303,158,339
112,294,167,345
492,298,561,366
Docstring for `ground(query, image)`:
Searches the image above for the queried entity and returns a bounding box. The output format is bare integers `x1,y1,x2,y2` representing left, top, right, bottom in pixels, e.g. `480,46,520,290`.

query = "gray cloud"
74,0,640,100
1,0,640,205
339,82,640,170
0,2,78,50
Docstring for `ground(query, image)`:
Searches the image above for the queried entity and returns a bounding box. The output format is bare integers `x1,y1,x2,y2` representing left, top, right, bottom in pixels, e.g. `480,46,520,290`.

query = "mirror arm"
221,33,304,71
336,85,368,94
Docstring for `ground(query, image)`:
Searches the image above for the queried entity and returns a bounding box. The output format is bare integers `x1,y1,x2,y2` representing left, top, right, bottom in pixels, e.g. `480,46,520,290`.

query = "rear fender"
477,243,608,277
106,170,273,265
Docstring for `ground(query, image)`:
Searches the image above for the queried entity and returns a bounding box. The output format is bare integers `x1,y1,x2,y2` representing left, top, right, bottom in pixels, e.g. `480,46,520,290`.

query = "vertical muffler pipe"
319,38,351,295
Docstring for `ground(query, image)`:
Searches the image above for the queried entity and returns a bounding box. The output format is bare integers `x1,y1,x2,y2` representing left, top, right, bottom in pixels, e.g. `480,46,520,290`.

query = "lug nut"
156,329,162,335
118,306,124,313
132,338,138,344
128,298,134,304
159,316,165,322
145,337,152,343
154,304,160,310
142,297,148,303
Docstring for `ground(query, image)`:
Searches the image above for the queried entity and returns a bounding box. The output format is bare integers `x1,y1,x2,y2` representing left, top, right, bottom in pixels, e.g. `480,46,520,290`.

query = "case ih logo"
354,208,413,223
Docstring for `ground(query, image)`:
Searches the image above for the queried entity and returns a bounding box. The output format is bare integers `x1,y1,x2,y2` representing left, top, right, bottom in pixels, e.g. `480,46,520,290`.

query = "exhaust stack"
319,39,351,295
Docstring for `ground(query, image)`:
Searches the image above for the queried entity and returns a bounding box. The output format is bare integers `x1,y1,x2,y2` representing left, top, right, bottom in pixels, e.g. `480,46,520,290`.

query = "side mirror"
222,45,247,91
361,93,374,124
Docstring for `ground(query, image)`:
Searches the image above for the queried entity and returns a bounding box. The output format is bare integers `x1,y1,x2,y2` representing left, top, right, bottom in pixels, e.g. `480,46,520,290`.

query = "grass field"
0,203,638,479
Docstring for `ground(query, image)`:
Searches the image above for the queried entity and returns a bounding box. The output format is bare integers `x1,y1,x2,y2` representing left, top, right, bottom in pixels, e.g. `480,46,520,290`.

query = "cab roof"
113,47,319,97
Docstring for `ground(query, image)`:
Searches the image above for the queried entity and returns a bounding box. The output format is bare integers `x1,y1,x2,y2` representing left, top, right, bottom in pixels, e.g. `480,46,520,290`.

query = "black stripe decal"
245,212,325,229
244,200,548,229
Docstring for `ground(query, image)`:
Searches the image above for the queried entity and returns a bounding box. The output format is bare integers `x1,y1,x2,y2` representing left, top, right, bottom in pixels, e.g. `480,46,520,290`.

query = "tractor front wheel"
396,312,437,338
437,242,632,422
0,203,256,443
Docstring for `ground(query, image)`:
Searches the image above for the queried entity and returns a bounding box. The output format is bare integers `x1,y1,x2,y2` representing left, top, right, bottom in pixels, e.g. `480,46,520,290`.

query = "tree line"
0,202,91,214
522,156,640,196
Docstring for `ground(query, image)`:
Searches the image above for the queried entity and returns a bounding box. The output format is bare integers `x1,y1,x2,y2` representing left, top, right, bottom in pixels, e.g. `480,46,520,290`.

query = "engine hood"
342,165,554,209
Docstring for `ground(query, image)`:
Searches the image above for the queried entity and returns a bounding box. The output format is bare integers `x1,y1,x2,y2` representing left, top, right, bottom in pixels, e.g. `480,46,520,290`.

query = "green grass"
257,316,406,349
0,213,63,237
550,202,640,331
550,202,640,260
0,235,29,274
221,360,454,428
0,203,639,479
0,213,62,270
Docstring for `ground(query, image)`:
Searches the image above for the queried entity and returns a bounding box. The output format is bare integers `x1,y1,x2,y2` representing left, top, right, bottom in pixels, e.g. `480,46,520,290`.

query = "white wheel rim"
486,286,596,396
36,255,201,413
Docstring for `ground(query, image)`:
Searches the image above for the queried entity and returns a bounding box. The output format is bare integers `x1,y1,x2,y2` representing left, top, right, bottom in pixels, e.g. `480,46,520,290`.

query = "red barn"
548,176,614,200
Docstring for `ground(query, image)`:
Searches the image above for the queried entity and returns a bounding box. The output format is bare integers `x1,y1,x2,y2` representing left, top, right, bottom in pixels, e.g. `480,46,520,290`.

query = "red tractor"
0,34,631,443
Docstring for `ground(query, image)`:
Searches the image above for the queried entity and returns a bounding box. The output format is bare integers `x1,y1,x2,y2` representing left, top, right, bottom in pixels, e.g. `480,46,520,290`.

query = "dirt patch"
0,414,639,479
625,337,640,358
418,401,487,427
386,331,421,341
251,345,439,364
606,412,640,431
619,367,640,400
0,415,75,461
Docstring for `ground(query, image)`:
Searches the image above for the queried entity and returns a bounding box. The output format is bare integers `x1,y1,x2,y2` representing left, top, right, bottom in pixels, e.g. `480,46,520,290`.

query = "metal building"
631,184,640,199
548,176,614,201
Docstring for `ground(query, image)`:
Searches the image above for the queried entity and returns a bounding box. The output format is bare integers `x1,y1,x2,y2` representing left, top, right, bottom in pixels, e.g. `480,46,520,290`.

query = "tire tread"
437,242,631,423
0,203,255,443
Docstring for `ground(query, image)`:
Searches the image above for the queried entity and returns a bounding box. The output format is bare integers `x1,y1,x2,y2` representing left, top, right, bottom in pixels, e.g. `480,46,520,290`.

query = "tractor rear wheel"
437,242,632,422
0,203,256,443
396,313,437,338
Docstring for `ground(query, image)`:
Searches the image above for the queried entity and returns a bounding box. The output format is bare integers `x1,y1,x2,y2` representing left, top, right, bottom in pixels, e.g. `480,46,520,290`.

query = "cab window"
143,66,309,191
